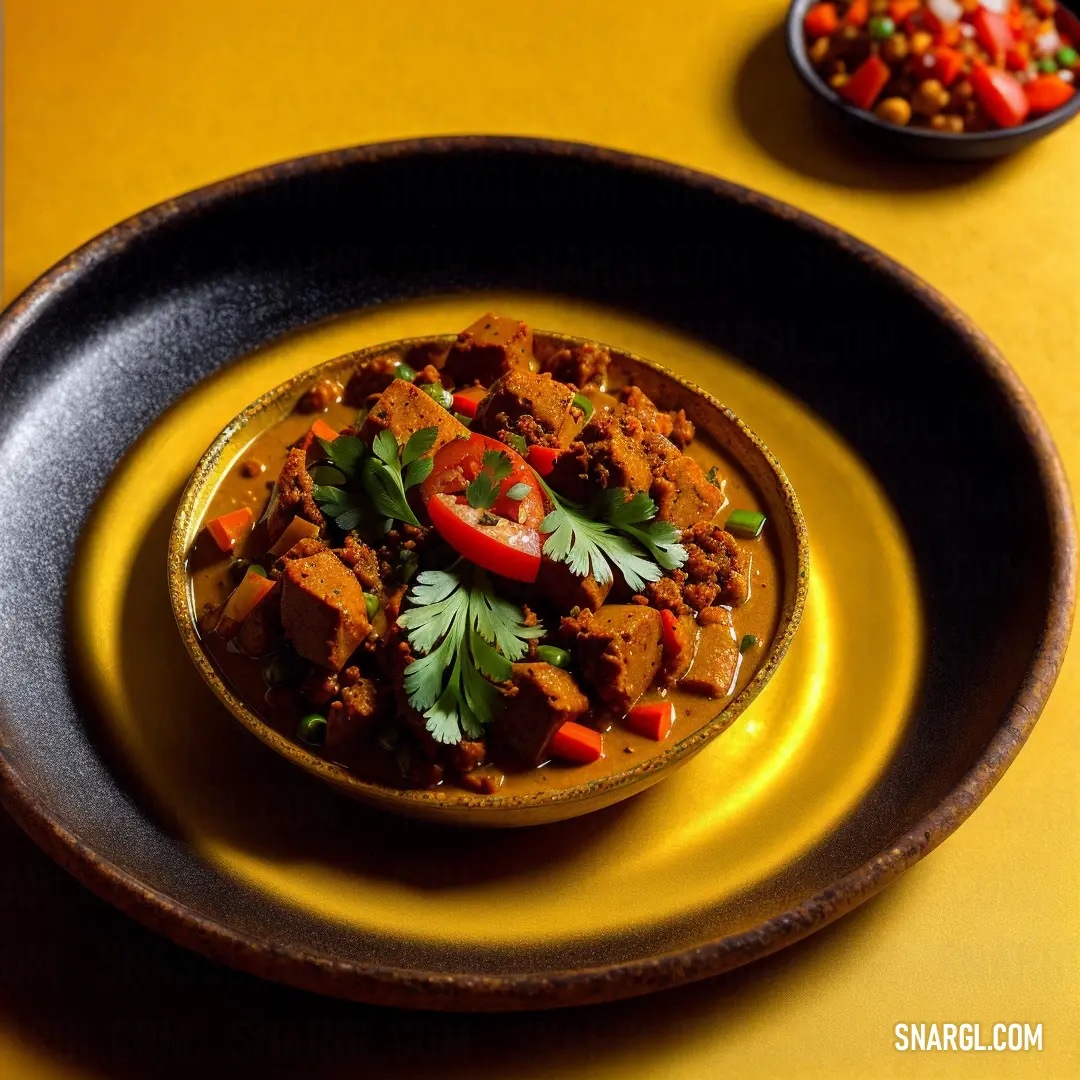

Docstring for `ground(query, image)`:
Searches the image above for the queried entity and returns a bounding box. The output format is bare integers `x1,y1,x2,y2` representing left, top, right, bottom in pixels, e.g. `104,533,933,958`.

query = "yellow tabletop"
3,1,1078,1077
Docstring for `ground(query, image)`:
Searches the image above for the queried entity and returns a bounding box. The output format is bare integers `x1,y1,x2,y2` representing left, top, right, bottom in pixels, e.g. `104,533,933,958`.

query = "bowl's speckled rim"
167,334,809,820
0,137,1073,1010
784,0,1080,147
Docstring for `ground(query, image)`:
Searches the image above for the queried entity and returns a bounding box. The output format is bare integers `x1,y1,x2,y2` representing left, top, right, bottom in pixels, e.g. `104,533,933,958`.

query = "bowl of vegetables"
169,316,808,827
787,0,1080,157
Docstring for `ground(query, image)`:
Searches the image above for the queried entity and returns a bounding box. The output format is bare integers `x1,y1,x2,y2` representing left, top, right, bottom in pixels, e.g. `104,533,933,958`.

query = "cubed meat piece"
442,313,533,387
343,352,403,407
280,549,370,671
359,379,470,456
540,343,611,389
236,581,284,657
567,604,663,717
643,433,724,529
682,524,752,609
264,447,326,542
666,613,701,683
680,612,739,698
534,557,611,613
546,412,653,504
494,663,590,766
474,370,582,446
619,386,696,449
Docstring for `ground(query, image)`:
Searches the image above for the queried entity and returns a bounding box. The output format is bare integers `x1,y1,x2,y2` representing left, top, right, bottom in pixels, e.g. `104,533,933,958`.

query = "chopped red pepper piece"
624,702,676,741
973,7,1016,63
932,46,966,86
804,2,839,37
526,445,562,477
889,0,919,24
839,54,892,110
1025,73,1076,113
450,386,486,418
549,721,604,763
971,63,1031,127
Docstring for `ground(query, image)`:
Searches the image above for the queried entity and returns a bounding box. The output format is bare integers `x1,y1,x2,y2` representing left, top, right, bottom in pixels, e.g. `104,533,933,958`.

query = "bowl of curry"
169,313,808,826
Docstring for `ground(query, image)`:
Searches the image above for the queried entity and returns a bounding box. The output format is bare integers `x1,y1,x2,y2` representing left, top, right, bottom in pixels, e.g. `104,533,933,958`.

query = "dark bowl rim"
0,135,1074,1011
784,0,1080,146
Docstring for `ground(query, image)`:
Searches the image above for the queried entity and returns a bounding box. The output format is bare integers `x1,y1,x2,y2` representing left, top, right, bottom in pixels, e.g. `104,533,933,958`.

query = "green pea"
739,634,758,655
364,592,379,619
297,713,327,747
393,363,416,383
536,645,572,669
1057,46,1079,68
261,651,301,688
420,382,453,409
868,14,894,40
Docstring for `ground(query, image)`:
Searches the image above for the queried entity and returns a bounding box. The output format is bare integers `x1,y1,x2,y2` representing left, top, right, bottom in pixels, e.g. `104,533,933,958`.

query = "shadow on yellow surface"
0,803,915,1079
729,23,1009,191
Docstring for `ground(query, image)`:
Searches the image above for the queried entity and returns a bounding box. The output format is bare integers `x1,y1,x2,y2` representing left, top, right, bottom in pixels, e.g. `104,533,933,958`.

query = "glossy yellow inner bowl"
165,324,807,827
69,293,921,947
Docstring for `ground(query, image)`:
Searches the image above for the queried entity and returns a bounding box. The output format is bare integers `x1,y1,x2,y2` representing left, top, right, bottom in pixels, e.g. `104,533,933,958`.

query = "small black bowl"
786,0,1080,158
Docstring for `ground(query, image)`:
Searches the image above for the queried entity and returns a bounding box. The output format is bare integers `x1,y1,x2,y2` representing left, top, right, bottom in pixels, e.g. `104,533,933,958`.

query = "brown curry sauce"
187,324,782,798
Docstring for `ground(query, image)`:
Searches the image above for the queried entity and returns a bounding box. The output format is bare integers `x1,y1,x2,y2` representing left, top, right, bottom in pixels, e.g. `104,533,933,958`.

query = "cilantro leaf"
312,484,367,533
533,476,687,591
705,465,722,489
506,432,528,456
398,564,544,745
466,450,512,511
317,435,366,480
358,425,439,528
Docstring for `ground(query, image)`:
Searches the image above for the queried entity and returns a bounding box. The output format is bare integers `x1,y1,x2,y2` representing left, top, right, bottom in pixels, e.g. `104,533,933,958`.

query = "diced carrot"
845,0,869,27
549,722,604,764
935,23,962,47
624,702,676,742
217,569,276,639
206,506,253,553
932,46,967,85
310,418,339,443
526,445,562,477
1005,42,1031,70
804,2,840,37
267,515,322,556
839,54,892,109
1025,73,1076,113
889,0,920,24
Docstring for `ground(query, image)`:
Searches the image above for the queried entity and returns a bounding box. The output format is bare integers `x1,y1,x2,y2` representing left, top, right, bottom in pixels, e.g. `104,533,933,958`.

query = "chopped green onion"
573,392,595,424
739,634,758,655
310,465,347,486
364,592,379,619
420,382,453,409
297,713,327,746
1057,46,1079,68
726,509,766,539
536,645,572,669
393,363,416,383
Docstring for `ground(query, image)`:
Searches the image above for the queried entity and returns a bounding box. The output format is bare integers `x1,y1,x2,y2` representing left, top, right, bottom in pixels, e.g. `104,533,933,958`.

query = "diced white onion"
1061,69,1076,83
960,22,976,37
930,0,963,23
1036,29,1063,56
978,0,1009,13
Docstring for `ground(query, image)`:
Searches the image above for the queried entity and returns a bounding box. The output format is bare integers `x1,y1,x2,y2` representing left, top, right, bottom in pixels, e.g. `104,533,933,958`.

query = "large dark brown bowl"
0,137,1073,1010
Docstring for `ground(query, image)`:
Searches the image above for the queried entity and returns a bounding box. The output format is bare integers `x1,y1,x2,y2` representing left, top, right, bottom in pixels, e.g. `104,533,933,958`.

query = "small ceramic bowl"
168,332,808,828
786,0,1080,159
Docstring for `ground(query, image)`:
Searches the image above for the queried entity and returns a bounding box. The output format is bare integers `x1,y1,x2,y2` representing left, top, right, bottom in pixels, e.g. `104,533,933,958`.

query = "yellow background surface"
3,1,1078,1077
